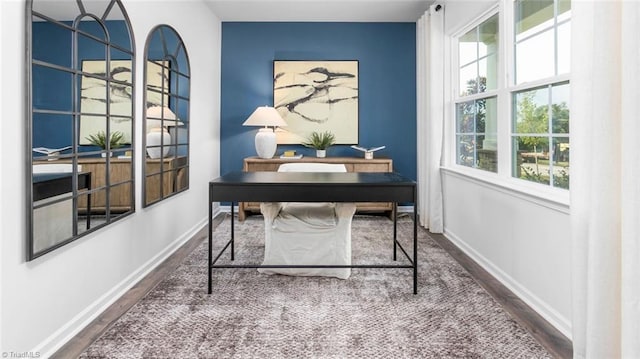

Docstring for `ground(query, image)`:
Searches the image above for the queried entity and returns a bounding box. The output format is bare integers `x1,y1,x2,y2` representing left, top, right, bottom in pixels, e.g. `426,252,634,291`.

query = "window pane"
515,29,554,83
78,18,107,40
459,14,498,96
478,14,499,58
456,97,497,173
481,97,498,146
110,51,132,85
78,33,107,62
478,55,497,91
513,136,550,185
515,0,554,41
460,63,477,96
514,87,549,134
477,135,497,172
110,85,133,118
557,21,571,75
459,29,477,67
551,83,570,134
552,137,570,189
33,65,73,112
457,135,475,167
33,197,74,254
32,113,74,156
456,101,475,133
80,76,108,115
32,21,72,68
80,115,107,145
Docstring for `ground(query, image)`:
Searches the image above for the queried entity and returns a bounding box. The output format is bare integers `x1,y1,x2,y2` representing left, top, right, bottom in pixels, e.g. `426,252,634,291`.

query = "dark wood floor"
53,213,572,358
429,232,572,358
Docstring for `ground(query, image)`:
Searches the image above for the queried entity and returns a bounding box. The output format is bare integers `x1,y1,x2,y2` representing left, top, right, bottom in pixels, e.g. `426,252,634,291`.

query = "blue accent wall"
221,22,417,180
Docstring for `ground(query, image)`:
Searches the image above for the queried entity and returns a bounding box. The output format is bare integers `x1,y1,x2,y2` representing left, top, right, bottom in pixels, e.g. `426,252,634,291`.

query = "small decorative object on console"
33,146,72,161
351,145,386,159
280,150,303,159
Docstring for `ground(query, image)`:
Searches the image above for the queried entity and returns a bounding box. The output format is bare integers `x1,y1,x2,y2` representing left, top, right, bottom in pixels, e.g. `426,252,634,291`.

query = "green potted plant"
85,130,125,157
302,131,336,158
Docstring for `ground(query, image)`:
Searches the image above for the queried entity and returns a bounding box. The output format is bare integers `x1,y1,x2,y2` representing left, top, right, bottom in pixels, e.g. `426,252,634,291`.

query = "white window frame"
452,7,501,172
443,0,570,205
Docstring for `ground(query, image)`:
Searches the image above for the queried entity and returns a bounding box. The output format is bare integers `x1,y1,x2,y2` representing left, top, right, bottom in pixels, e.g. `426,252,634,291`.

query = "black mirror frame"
26,0,136,261
142,24,190,207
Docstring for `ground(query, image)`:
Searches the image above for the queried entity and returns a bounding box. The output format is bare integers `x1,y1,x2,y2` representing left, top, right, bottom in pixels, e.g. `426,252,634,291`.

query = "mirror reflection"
143,25,190,206
28,0,135,260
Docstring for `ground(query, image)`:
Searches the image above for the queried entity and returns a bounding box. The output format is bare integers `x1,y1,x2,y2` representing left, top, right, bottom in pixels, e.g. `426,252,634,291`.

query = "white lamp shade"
146,106,184,132
242,106,287,127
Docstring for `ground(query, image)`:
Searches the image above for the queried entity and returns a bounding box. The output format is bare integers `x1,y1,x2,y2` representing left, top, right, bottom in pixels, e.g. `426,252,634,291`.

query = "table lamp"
146,106,183,158
242,106,287,159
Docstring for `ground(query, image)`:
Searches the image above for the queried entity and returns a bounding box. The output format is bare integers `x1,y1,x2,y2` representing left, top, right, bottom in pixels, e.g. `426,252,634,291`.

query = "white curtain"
416,4,444,233
570,1,640,358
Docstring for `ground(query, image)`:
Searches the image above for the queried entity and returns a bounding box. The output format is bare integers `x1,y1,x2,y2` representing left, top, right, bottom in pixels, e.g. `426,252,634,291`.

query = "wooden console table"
36,156,186,213
239,156,393,221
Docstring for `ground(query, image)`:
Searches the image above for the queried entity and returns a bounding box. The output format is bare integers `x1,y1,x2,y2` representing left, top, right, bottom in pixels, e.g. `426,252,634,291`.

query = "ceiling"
204,0,434,22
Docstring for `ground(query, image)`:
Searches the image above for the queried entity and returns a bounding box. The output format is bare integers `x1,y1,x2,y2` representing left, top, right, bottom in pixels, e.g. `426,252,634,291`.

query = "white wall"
440,0,572,337
442,171,572,336
0,0,221,356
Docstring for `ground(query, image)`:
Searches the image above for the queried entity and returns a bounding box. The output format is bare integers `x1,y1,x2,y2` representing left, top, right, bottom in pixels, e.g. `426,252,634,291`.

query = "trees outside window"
512,83,570,189
512,0,571,189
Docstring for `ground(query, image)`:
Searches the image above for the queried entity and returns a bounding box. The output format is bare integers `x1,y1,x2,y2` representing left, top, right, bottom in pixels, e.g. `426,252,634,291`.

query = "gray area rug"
81,215,551,358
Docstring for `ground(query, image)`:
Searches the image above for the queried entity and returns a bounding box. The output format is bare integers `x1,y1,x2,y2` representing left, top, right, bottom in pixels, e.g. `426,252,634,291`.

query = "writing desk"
208,171,418,294
33,171,92,228
33,172,91,201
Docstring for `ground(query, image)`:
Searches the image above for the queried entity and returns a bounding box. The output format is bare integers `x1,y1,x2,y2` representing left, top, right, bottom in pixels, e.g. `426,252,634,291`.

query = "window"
451,0,571,192
512,82,570,189
455,14,499,172
512,0,570,189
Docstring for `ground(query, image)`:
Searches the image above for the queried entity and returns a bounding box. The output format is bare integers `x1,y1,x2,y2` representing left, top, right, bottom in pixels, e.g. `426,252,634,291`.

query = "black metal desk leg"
413,200,418,295
393,202,397,261
230,202,235,261
208,185,213,294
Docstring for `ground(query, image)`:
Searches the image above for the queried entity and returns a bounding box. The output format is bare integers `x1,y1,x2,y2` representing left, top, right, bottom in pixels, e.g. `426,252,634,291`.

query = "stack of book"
280,150,303,159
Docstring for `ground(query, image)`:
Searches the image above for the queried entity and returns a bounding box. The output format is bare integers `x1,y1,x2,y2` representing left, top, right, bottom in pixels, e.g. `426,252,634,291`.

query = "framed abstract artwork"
79,60,168,144
273,60,359,144
79,59,133,144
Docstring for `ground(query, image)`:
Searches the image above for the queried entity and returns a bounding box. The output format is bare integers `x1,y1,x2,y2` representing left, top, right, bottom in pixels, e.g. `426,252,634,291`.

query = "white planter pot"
101,151,117,158
316,149,326,158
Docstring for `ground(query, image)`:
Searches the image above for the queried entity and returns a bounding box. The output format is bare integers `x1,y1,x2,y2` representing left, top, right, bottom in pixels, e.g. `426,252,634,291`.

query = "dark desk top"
209,171,416,203
33,172,91,202
212,171,414,185
33,172,75,183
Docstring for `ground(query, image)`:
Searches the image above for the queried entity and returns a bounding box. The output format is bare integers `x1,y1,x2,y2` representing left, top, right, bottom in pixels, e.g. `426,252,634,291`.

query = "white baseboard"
34,212,218,357
443,228,572,339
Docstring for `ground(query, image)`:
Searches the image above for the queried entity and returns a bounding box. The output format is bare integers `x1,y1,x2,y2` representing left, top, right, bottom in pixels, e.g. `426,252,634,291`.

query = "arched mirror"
27,0,135,260
143,25,190,206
